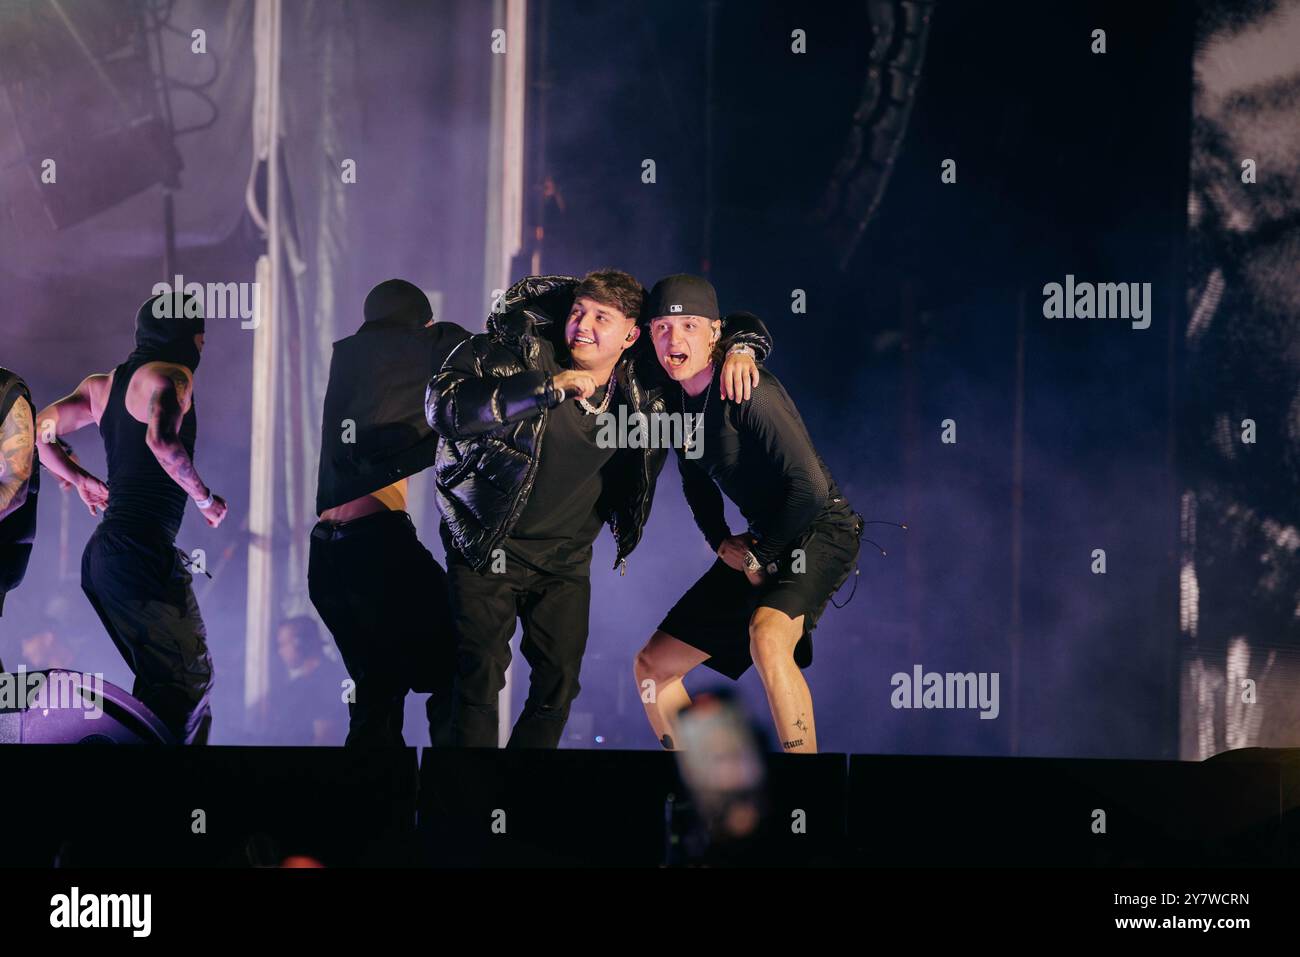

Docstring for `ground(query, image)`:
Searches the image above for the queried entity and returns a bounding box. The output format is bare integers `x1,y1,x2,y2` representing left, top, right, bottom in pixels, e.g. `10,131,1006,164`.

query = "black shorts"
658,511,863,680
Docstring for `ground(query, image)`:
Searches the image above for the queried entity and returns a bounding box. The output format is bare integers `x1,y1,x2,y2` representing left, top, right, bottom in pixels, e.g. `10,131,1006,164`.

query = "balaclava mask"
130,292,205,372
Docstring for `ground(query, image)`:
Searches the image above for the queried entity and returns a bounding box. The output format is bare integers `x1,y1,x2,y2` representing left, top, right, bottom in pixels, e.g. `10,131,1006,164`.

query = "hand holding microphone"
551,370,598,401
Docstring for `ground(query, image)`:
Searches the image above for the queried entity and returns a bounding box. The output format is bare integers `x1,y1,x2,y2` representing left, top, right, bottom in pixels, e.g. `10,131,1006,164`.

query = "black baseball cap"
644,274,720,323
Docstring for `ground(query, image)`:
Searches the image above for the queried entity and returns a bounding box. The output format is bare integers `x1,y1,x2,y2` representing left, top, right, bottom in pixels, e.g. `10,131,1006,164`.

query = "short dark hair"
573,269,644,322
278,615,322,650
709,320,726,365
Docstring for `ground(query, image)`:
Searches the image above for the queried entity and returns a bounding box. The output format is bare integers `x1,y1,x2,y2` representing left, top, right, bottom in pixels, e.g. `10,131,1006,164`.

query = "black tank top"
101,357,197,539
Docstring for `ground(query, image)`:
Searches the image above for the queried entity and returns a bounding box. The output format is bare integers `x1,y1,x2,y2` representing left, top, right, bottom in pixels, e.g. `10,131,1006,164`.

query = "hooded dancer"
0,367,40,669
310,279,470,747
36,293,224,745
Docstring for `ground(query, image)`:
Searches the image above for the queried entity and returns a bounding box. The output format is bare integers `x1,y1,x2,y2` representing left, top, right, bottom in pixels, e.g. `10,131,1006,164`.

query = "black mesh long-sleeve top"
675,365,849,567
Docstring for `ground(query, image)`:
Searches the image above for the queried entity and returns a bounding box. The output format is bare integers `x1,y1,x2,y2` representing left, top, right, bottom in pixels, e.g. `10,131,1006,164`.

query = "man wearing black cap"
427,270,771,749
36,292,224,745
0,367,40,669
309,279,470,747
635,274,863,754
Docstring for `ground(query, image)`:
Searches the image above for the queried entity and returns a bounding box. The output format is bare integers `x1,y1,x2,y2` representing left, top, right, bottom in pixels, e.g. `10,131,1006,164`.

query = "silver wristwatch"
742,550,761,573
726,343,756,359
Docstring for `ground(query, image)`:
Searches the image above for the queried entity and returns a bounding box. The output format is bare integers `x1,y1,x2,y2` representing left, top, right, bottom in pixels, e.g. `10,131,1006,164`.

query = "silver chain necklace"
575,366,617,415
681,375,712,452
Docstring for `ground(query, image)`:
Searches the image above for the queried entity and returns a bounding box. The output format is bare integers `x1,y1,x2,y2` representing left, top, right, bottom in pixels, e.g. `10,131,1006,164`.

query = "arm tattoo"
164,368,192,406
160,439,202,495
0,399,35,515
147,370,204,498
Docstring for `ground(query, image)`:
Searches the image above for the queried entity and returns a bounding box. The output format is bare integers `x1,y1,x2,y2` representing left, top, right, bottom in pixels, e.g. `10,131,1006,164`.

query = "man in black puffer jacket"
426,270,771,748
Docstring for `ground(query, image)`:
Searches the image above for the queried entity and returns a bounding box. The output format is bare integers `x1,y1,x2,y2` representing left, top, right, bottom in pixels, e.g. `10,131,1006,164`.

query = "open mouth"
571,334,596,347
664,351,688,368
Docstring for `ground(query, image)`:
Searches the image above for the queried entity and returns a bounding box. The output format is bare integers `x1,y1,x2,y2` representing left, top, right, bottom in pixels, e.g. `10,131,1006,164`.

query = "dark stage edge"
0,745,1295,867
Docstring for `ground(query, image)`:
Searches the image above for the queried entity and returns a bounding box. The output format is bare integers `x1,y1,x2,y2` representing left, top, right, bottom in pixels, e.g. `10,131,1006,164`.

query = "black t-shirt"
275,659,346,745
505,348,616,573
676,365,848,567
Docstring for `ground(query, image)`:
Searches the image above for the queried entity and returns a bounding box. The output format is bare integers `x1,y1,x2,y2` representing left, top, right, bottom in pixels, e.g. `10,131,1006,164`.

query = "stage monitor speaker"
0,669,173,744
0,0,183,229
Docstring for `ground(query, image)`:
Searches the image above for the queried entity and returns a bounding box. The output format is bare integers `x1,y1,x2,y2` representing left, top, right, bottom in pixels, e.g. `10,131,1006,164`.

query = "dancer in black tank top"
98,350,197,538
36,293,227,745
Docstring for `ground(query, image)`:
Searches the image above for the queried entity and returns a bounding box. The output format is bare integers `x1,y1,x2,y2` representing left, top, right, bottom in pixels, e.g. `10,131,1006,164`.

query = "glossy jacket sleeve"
720,310,773,362
425,335,560,440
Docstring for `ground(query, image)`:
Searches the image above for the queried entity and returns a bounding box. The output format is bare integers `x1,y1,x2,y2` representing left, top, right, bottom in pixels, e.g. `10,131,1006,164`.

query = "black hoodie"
314,282,471,515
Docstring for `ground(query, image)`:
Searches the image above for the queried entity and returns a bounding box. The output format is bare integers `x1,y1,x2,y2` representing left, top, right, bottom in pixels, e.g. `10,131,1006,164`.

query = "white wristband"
194,491,214,510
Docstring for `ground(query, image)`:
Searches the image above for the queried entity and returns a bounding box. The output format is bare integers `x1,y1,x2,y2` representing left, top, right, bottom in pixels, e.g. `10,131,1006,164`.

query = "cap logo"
669,304,683,313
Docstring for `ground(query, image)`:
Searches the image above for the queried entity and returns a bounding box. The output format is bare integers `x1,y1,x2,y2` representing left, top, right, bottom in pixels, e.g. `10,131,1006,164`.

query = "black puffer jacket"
425,275,772,572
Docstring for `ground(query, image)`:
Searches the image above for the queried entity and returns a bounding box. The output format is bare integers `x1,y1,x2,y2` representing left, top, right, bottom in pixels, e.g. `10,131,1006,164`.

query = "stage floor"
0,745,1295,867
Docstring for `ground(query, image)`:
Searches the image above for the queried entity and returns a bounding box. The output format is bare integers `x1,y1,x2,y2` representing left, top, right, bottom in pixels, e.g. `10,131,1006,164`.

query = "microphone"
551,368,613,404
549,376,582,404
